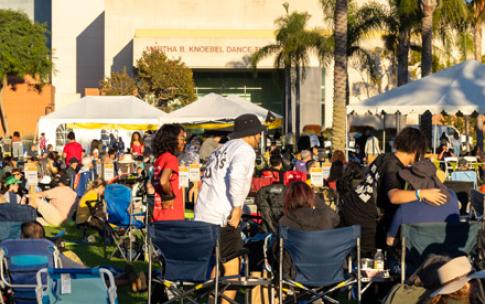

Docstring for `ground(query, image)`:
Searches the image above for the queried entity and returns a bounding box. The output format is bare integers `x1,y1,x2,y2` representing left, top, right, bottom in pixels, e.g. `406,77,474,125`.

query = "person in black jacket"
277,181,339,280
279,181,339,230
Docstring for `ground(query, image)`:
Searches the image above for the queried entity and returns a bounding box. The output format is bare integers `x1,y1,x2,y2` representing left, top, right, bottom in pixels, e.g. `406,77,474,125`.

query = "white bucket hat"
431,256,485,297
119,154,135,164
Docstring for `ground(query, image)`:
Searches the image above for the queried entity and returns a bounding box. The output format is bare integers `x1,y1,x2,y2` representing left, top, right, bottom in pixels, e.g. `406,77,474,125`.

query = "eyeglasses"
177,137,186,142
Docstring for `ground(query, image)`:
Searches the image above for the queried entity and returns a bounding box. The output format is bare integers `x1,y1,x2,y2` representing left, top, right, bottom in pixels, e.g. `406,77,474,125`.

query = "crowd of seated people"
0,120,484,303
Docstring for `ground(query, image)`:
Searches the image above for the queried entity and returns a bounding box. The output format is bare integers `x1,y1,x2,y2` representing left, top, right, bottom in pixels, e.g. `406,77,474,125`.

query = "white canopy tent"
38,96,166,149
346,60,485,153
347,60,485,116
165,93,282,124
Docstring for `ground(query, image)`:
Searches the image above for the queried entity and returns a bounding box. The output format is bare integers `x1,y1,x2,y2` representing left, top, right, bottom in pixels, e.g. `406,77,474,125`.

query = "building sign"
133,30,279,68
154,45,261,54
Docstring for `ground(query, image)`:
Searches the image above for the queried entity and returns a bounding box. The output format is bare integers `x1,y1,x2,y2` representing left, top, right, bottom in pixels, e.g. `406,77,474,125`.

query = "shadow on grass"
45,223,148,303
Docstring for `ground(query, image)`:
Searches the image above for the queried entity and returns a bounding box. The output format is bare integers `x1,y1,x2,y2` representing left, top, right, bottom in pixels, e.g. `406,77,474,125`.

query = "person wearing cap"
2,175,25,204
30,173,77,227
73,156,95,198
386,158,460,246
376,127,448,248
195,113,265,303
429,256,485,303
10,168,27,197
384,255,485,304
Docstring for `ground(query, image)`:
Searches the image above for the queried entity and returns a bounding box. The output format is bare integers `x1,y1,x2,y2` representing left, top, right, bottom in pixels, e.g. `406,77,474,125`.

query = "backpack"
476,226,485,270
353,153,393,206
382,284,427,304
255,183,286,234
337,154,392,254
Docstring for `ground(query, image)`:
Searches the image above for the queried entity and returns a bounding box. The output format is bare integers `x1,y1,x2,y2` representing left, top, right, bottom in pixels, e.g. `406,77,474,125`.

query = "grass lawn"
45,222,148,303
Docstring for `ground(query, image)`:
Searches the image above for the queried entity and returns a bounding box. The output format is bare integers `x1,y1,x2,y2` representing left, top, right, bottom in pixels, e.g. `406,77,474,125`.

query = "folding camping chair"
35,267,118,304
471,189,485,219
104,183,145,261
0,239,61,304
444,157,458,177
464,156,480,175
278,225,362,304
147,220,220,304
400,221,481,283
445,181,475,215
451,170,478,189
0,222,22,243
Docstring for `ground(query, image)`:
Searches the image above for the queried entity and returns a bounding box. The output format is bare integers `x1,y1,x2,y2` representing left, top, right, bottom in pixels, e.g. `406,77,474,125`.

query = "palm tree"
420,0,438,77
468,0,485,60
332,0,348,152
321,0,384,150
382,0,465,84
347,2,388,85
391,0,420,86
251,3,330,140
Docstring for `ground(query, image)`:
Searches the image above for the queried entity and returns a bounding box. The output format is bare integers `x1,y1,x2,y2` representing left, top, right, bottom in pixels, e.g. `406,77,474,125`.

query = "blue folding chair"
278,225,362,304
0,239,61,304
400,221,481,283
35,267,118,304
147,220,220,304
104,183,144,261
74,170,93,198
0,222,22,242
451,171,477,189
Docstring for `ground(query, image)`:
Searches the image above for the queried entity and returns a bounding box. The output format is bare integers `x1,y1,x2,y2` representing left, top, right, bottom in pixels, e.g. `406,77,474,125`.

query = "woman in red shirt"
130,132,144,156
151,124,186,221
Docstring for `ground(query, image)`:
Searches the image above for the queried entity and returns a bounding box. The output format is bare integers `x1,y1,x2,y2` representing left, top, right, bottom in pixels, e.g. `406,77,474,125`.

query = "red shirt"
152,152,184,221
63,141,83,165
130,143,144,156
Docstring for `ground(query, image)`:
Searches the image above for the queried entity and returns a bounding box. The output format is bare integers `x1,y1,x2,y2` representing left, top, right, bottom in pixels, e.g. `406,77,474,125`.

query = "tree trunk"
397,26,410,86
420,0,437,77
474,21,483,61
295,63,301,141
473,0,485,61
284,65,293,135
332,0,348,152
0,76,9,135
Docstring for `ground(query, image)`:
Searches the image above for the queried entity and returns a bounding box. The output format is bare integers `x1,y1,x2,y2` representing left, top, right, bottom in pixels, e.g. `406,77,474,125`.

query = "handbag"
151,175,175,221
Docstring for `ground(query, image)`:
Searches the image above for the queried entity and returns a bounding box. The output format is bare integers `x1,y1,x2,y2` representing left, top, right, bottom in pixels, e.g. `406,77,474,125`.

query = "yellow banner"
183,119,283,130
66,123,160,131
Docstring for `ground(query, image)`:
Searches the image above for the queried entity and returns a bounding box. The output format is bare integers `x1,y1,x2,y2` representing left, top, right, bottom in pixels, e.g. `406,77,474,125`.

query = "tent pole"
465,115,470,153
382,113,386,153
433,124,438,154
345,112,349,161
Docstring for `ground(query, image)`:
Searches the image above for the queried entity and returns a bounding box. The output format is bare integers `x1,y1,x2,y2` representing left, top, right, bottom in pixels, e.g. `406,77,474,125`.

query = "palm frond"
250,44,281,69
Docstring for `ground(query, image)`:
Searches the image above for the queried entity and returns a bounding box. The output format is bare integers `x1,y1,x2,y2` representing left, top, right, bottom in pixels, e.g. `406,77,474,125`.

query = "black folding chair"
470,189,485,220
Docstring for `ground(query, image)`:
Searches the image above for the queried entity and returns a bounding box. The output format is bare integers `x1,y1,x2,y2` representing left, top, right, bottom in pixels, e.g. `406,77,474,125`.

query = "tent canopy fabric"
40,96,166,123
347,60,485,116
165,93,282,124
38,96,166,146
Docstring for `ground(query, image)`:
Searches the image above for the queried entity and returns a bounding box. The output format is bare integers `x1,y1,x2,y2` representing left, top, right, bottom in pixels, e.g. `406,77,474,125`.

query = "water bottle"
374,249,385,270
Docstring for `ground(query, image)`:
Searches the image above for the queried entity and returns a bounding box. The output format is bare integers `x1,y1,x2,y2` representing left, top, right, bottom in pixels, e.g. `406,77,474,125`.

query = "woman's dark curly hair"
152,124,184,156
